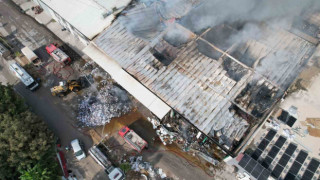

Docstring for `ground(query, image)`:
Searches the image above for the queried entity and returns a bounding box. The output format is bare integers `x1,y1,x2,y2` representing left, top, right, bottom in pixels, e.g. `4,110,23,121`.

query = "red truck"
118,126,148,153
46,44,71,67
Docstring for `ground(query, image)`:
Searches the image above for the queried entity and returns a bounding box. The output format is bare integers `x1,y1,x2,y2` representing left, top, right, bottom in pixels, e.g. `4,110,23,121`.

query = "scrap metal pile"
158,111,226,160
129,156,169,179
77,83,131,127
147,117,179,145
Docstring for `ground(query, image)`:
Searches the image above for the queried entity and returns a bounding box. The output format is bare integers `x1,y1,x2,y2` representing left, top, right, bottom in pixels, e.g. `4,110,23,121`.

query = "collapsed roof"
94,0,319,150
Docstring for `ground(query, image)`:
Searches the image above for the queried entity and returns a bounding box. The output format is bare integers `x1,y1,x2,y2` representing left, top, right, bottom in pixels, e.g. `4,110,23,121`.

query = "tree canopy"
0,85,57,179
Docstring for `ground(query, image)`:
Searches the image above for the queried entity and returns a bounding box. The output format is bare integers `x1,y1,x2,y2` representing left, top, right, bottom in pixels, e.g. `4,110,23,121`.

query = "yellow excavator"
50,80,82,97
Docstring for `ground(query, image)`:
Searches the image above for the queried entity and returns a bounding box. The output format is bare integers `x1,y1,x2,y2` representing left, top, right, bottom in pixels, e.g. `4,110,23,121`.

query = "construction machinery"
50,80,81,97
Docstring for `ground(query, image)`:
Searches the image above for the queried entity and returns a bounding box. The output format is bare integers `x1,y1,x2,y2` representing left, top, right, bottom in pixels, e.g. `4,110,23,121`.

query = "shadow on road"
91,169,108,180
34,45,51,62
65,151,87,179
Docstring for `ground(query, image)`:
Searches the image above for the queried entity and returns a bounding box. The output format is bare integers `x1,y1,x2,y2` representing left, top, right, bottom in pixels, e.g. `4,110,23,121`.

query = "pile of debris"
129,156,170,179
31,6,43,14
147,117,179,145
77,83,131,127
161,110,227,159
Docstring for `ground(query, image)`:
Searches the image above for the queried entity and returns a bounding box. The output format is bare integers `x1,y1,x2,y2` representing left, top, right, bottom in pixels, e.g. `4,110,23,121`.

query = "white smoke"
182,0,320,33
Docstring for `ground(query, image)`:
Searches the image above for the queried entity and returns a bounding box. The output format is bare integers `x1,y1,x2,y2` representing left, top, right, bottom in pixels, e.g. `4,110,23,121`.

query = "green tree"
19,164,51,180
0,84,57,179
19,148,59,180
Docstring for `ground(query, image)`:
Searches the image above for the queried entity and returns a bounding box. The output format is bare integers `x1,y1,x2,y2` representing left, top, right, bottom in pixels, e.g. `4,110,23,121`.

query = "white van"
71,139,86,160
9,62,39,91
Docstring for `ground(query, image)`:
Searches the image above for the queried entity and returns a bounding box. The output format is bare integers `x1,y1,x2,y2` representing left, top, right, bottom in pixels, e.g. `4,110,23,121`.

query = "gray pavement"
0,0,108,179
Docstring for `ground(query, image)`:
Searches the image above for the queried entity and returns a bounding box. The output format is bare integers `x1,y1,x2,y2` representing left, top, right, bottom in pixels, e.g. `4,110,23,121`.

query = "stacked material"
147,117,178,145
77,84,131,127
129,156,167,179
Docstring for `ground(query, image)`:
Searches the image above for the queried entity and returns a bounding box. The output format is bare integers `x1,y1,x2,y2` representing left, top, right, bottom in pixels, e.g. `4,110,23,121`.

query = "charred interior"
95,0,320,153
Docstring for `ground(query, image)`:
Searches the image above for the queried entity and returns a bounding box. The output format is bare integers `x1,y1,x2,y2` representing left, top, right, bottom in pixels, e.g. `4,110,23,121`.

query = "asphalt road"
0,0,92,148
0,0,109,179
14,82,93,148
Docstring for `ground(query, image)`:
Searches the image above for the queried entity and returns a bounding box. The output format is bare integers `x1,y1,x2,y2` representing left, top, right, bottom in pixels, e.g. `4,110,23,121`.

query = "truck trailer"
118,126,148,153
89,145,124,180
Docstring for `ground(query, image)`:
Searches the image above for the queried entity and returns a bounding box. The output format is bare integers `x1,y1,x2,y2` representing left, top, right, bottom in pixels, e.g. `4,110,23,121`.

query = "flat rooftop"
93,1,319,151
41,0,132,39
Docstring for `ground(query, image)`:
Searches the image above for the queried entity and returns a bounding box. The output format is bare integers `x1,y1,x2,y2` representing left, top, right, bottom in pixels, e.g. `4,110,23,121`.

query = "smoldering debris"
77,83,132,127
222,57,249,82
159,110,227,159
147,117,178,145
235,78,282,118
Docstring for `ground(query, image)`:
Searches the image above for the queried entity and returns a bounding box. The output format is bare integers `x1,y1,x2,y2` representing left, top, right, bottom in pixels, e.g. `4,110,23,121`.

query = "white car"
71,139,86,160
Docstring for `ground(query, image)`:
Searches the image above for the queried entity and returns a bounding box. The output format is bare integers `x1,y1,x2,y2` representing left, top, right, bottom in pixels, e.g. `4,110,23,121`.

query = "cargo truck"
21,46,42,66
46,44,71,67
118,126,148,153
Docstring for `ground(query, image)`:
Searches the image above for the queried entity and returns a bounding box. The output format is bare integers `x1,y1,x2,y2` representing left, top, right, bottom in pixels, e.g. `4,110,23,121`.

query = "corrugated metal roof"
94,10,317,147
94,21,251,140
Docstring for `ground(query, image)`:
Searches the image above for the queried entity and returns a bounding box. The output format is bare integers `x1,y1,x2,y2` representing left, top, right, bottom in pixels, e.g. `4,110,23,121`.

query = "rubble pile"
161,110,227,159
129,156,169,179
77,83,131,127
147,117,178,145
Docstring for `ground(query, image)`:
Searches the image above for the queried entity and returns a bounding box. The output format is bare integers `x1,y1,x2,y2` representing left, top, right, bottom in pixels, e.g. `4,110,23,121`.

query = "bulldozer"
50,80,82,97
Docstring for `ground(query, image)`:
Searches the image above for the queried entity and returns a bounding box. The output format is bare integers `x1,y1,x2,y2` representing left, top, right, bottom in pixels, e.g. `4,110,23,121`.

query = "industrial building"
85,0,319,153
33,0,320,154
32,0,132,44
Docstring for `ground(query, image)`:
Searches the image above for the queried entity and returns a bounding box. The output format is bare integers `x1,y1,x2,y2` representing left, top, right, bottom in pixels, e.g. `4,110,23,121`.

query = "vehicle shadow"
34,45,51,62
91,169,108,180
65,151,87,179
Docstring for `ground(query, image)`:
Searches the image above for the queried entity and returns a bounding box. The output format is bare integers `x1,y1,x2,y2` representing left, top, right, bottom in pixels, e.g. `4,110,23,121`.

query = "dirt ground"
89,106,236,180
305,118,320,137
279,52,320,159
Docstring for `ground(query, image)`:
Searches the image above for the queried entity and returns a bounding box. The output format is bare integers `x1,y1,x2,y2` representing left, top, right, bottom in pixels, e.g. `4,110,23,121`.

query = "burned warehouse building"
91,0,320,154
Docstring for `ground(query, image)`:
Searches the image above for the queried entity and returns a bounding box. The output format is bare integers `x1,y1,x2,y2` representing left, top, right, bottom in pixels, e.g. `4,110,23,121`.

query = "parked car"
71,139,86,160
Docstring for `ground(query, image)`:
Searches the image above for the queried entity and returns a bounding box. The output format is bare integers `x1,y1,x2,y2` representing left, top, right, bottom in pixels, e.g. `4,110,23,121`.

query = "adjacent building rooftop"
39,0,132,40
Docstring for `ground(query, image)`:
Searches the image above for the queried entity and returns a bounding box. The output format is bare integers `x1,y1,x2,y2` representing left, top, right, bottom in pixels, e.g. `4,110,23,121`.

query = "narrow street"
0,0,88,148
0,0,108,179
